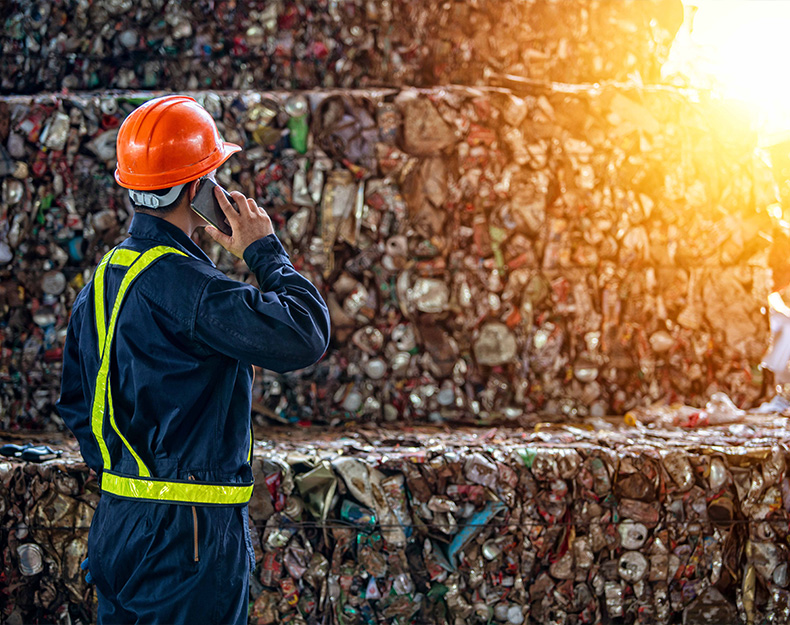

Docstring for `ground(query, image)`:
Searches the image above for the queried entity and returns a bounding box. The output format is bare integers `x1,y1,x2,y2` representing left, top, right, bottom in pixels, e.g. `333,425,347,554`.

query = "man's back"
59,213,328,481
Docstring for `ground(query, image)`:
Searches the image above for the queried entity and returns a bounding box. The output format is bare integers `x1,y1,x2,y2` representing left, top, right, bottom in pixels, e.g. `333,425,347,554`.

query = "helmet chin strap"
129,184,186,209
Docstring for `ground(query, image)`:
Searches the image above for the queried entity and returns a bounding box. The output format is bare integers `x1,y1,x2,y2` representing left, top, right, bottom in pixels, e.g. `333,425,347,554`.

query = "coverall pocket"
141,503,202,575
86,502,104,588
89,497,155,599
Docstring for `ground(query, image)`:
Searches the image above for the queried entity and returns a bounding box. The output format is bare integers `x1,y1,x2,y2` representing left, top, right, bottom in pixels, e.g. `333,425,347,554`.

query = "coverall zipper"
189,475,199,562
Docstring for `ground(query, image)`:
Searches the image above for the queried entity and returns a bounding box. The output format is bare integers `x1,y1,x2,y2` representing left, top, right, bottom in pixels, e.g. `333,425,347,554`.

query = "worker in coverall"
755,224,790,413
55,95,330,624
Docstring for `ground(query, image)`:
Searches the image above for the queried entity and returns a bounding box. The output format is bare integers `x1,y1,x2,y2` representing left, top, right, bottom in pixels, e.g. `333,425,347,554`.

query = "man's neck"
137,204,203,238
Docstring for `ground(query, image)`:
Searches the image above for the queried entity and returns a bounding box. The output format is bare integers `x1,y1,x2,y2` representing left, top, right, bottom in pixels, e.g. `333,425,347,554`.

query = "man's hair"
129,184,189,214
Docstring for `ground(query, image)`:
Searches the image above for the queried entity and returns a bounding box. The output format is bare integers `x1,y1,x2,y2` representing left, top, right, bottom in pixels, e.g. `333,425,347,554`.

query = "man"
755,137,790,414
56,95,330,624
755,224,790,413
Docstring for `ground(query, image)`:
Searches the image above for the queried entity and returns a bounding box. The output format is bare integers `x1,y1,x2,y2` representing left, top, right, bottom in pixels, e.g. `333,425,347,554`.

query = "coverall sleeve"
56,289,102,473
193,234,330,372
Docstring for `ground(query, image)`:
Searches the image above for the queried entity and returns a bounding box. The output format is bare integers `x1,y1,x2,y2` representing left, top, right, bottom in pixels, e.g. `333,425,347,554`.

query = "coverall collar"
128,212,215,267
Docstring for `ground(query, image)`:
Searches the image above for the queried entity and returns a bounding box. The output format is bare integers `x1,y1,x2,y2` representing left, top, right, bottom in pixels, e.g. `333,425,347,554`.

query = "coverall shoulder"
56,213,330,625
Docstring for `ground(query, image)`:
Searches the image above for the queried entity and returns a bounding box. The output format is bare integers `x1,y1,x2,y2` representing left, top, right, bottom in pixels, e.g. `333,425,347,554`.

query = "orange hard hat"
115,95,241,190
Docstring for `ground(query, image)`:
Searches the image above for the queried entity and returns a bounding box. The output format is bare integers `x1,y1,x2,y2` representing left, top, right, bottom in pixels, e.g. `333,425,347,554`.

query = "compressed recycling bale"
3,421,789,623
0,0,682,94
0,451,96,623
0,87,776,429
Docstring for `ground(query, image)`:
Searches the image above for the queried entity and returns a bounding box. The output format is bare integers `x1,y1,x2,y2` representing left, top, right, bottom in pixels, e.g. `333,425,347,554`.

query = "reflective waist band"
101,471,253,506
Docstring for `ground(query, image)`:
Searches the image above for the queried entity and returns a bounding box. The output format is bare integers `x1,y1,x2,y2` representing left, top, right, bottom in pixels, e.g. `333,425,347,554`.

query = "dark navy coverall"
56,213,330,624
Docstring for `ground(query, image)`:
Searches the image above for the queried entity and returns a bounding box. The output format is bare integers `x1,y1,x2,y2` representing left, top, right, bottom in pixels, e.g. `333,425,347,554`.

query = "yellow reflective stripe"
91,249,116,469
249,426,253,463
92,247,141,470
94,250,115,359
102,471,254,506
90,245,186,473
107,383,151,477
109,249,140,267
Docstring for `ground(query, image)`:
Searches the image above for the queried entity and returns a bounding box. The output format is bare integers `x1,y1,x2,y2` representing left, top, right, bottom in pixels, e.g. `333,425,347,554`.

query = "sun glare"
665,0,790,138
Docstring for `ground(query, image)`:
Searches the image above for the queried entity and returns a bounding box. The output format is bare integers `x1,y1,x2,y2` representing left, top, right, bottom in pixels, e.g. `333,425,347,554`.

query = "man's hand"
205,187,274,259
81,557,93,584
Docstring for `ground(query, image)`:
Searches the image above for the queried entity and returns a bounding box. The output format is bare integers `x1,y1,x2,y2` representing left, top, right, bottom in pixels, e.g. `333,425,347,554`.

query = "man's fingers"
214,186,239,224
205,225,232,246
248,198,269,219
229,190,253,217
207,187,272,258
206,225,242,259
80,557,93,583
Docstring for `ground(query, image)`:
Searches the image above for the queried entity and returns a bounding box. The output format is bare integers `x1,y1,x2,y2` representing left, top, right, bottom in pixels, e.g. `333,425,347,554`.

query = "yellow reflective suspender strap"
93,250,114,371
93,248,140,360
103,247,147,476
109,249,140,267
106,381,151,477
91,246,186,478
91,247,145,471
101,471,254,506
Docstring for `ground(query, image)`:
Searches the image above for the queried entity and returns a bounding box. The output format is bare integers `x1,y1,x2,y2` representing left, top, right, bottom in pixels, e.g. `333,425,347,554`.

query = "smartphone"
190,178,236,236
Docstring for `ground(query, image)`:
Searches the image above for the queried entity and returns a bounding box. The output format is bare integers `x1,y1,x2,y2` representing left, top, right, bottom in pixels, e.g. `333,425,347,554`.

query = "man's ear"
188,179,202,202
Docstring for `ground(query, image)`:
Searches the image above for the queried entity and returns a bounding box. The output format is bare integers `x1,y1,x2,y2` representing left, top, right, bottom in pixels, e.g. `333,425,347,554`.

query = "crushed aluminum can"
17,543,44,576
473,322,518,367
683,586,739,625
619,551,649,583
41,271,67,296
619,521,649,550
409,277,449,314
